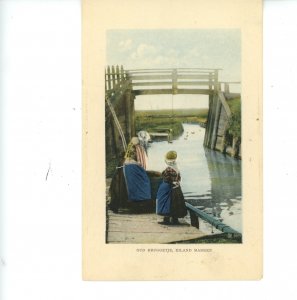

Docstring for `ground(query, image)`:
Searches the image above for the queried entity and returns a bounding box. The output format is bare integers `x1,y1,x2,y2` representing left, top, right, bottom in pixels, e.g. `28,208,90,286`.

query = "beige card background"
82,0,262,280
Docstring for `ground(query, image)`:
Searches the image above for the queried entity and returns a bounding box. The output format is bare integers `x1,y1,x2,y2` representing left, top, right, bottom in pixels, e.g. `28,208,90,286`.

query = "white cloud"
129,45,183,68
130,43,158,59
118,39,133,52
122,43,203,68
128,44,234,70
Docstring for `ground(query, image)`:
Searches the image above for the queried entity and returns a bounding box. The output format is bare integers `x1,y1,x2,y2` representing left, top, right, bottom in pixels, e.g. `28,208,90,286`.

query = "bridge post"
124,90,132,142
107,66,111,90
225,83,230,93
172,69,178,94
105,99,121,159
127,92,136,140
120,65,125,88
208,72,213,91
214,70,219,92
111,66,116,90
115,65,120,87
204,95,216,148
124,75,136,142
131,94,136,137
210,96,222,150
205,93,222,150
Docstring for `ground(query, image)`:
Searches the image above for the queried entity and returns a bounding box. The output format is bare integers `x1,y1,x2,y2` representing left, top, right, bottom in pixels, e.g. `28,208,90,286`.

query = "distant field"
135,108,208,139
136,108,208,118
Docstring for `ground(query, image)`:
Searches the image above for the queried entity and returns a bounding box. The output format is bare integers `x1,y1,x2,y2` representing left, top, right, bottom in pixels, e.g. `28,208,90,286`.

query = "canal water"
146,123,242,234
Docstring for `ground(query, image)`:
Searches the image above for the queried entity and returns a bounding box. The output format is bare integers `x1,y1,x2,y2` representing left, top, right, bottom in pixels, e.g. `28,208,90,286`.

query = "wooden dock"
106,180,207,244
106,209,207,244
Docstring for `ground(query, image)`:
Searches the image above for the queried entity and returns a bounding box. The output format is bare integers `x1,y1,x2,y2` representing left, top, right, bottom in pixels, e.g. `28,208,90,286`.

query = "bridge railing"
186,202,241,238
105,66,241,96
105,65,130,93
126,68,221,95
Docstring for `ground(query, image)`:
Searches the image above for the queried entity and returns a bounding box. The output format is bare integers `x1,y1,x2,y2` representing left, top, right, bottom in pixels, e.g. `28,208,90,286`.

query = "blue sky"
106,29,241,109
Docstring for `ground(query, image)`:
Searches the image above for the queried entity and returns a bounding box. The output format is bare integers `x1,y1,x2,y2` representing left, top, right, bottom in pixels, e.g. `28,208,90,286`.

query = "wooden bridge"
105,66,239,96
105,65,241,160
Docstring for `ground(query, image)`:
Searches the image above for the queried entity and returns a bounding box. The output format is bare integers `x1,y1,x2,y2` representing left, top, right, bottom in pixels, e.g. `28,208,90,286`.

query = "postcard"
82,0,262,280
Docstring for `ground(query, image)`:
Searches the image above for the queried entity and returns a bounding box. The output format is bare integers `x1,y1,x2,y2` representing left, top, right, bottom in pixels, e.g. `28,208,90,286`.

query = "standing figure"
156,151,187,224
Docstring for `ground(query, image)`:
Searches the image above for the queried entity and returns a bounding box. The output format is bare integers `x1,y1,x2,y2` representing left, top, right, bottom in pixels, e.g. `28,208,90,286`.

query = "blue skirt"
123,164,151,202
156,181,171,216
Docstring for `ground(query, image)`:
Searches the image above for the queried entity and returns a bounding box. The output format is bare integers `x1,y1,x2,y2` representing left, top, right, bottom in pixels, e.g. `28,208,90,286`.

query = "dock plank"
106,210,206,244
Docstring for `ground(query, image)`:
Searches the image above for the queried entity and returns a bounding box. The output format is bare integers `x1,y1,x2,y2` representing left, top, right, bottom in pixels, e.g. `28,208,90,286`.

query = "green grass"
226,97,241,139
135,108,208,139
136,108,208,118
227,97,241,114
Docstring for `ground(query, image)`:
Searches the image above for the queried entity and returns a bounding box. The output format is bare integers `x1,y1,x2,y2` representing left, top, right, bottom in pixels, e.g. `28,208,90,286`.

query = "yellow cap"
165,150,177,161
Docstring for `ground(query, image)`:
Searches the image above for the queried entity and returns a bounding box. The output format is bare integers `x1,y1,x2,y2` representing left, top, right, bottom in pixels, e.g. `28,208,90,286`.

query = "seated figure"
109,137,153,213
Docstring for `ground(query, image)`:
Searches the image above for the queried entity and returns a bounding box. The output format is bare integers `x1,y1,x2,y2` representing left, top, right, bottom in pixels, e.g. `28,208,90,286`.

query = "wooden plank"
218,92,231,117
127,68,175,72
176,89,213,95
116,65,120,85
129,70,214,75
214,69,219,91
106,210,206,244
178,74,213,80
111,66,116,89
177,81,214,86
105,180,208,244
132,81,172,86
127,67,221,71
134,89,174,95
107,66,111,90
127,70,172,74
178,70,215,73
130,74,173,80
134,89,213,96
178,67,222,70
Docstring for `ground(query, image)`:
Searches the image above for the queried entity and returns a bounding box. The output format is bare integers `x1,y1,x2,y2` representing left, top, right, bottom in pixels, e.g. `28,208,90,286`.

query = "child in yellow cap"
156,151,187,224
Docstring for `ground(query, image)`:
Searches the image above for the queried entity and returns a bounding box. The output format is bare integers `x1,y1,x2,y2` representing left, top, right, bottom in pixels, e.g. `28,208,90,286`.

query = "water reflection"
202,149,242,232
146,123,242,233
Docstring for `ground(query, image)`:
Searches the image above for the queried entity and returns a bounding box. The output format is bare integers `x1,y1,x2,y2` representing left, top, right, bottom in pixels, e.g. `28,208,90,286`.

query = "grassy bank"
136,108,208,118
226,97,241,140
135,108,208,139
227,97,241,114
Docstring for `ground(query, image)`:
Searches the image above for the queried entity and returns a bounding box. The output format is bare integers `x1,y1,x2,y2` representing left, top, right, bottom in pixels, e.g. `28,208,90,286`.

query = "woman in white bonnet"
124,136,147,169
109,136,151,213
122,136,151,203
